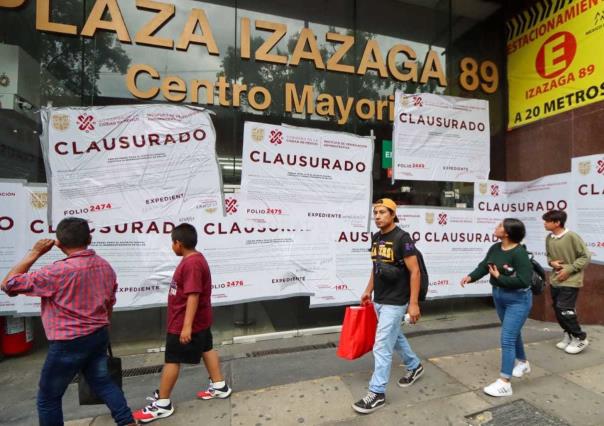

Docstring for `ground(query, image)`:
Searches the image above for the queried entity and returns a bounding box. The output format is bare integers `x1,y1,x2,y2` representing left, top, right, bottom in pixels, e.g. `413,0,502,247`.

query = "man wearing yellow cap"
352,198,424,414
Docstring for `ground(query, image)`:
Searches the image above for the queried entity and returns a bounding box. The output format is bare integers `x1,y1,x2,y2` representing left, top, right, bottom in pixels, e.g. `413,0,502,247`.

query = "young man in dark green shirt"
542,210,591,354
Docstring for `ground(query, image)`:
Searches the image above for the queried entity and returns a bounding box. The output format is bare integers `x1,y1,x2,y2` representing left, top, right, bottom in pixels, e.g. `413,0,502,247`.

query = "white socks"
156,398,171,406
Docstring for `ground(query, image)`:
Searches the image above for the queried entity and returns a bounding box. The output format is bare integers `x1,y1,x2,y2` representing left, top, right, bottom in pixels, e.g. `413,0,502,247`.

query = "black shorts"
164,328,213,364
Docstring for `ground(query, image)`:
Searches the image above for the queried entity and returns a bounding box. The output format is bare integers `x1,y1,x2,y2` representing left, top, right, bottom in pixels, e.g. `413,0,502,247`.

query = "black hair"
56,217,91,248
171,223,197,249
503,218,526,243
542,210,567,227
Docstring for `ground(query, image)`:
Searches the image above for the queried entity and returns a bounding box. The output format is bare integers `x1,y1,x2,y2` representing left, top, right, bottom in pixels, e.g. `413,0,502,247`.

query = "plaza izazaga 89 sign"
506,0,604,129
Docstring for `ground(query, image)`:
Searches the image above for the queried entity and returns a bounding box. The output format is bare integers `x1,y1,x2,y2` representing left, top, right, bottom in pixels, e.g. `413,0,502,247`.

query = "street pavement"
1,310,603,425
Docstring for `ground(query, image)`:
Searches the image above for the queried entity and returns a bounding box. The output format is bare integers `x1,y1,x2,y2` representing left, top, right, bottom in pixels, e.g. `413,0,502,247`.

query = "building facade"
0,0,601,344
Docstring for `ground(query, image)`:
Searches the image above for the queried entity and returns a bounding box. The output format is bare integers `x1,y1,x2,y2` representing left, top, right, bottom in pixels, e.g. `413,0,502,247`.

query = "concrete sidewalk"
2,311,603,425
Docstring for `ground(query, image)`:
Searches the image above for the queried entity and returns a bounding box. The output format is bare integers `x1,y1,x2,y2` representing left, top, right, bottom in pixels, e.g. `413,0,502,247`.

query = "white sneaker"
512,361,531,378
565,337,589,354
556,333,572,350
133,400,175,423
483,379,513,397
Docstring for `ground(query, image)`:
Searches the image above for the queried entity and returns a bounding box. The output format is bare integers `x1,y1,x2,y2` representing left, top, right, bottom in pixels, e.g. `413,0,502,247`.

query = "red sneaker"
196,382,232,400
133,401,174,423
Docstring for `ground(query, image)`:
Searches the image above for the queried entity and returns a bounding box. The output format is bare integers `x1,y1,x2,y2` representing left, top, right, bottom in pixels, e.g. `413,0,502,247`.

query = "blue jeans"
38,327,133,426
368,303,421,394
492,286,532,378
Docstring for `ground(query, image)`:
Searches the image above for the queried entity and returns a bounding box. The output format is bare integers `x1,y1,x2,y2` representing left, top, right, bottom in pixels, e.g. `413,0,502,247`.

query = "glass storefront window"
1,0,505,344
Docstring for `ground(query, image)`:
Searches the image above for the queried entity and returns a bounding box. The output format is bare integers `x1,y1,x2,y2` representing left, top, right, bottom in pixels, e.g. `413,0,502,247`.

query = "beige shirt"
546,230,590,288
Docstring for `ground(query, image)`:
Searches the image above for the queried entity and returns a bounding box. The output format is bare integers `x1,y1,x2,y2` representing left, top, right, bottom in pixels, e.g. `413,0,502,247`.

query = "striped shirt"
4,249,117,340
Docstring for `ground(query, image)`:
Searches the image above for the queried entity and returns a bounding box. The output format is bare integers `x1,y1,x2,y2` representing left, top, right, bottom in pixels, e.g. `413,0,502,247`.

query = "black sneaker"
352,391,385,414
398,363,424,387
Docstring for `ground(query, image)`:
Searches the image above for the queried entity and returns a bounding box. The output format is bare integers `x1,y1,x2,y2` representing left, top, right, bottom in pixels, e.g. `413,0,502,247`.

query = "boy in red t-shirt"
134,224,232,423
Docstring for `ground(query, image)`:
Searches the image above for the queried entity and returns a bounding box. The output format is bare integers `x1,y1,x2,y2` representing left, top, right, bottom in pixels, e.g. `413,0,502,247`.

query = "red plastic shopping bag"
336,303,378,360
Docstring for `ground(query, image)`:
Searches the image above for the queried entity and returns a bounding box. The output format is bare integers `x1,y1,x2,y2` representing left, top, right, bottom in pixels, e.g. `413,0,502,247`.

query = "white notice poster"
393,92,490,182
571,154,604,265
41,105,223,227
9,189,340,313
412,207,496,298
474,174,570,267
91,222,176,310
0,181,26,313
197,195,335,306
309,230,372,307
16,185,177,313
240,122,373,229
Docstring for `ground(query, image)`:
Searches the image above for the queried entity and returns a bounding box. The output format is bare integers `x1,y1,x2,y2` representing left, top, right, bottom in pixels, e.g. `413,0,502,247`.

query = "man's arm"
180,293,200,344
1,239,55,293
569,234,591,273
545,237,563,270
106,281,117,323
545,236,553,266
403,255,421,323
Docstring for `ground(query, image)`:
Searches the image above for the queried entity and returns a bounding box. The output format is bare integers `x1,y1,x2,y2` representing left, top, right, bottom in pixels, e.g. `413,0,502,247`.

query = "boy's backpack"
371,231,429,302
523,245,546,295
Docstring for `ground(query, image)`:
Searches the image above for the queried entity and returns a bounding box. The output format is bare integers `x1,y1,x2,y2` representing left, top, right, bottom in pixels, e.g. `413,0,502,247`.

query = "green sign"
382,139,392,169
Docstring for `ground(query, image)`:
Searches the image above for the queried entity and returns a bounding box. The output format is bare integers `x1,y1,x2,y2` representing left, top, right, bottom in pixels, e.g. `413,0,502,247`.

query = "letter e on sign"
535,32,576,79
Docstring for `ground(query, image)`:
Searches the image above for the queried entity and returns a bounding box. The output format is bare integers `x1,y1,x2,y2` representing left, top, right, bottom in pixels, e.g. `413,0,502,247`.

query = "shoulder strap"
520,243,535,260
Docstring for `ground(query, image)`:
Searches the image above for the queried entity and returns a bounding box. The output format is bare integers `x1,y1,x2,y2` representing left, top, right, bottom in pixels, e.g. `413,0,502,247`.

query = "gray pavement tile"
525,339,604,374
59,361,232,423
465,399,571,426
584,325,604,335
562,364,604,395
474,375,604,426
339,360,471,407
583,332,604,352
169,398,231,425
229,348,374,392
89,416,115,426
0,358,42,425
429,348,550,391
409,328,502,359
409,324,557,360
0,418,35,426
230,376,355,426
6,323,603,426
430,349,504,391
132,398,230,426
72,388,232,426
64,419,93,426
324,392,492,426
0,389,37,425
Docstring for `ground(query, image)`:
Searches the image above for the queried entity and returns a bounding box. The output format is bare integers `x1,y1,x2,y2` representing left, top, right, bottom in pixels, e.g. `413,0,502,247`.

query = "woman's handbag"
337,303,378,360
78,343,123,405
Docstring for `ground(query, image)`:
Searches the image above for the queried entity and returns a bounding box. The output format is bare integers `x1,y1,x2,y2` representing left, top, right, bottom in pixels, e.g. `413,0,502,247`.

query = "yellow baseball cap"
373,198,399,222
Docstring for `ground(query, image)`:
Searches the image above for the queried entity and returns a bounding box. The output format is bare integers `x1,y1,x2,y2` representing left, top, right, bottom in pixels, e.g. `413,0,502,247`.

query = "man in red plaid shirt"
1,217,135,426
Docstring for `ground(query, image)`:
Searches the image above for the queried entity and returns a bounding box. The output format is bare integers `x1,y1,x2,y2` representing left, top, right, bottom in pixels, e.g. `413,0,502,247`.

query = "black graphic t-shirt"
371,227,417,305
